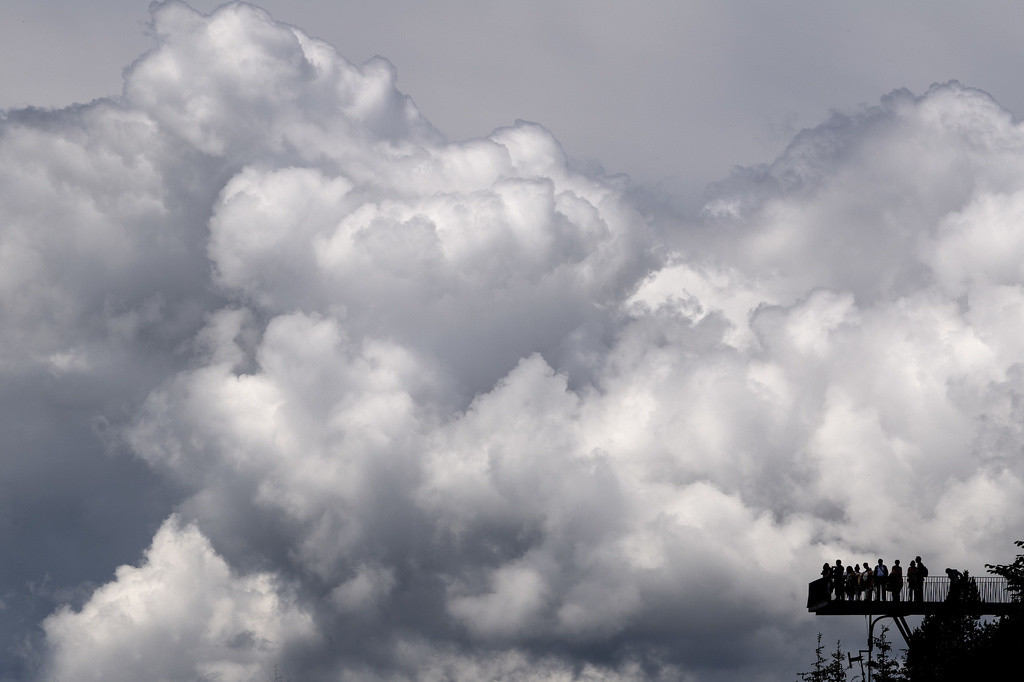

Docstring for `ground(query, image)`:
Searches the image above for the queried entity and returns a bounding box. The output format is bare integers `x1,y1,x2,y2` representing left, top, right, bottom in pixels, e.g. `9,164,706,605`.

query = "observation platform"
807,576,1023,617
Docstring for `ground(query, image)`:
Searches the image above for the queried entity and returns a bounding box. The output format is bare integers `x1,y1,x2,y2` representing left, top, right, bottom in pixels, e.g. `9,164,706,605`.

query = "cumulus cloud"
4,1,1024,680
42,516,316,682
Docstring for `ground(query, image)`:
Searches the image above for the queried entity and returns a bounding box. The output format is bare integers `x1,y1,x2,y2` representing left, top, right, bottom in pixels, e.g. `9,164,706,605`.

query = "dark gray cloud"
2,2,1024,681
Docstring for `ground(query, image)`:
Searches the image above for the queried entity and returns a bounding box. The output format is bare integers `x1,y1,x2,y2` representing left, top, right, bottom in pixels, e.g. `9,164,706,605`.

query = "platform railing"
807,575,1015,611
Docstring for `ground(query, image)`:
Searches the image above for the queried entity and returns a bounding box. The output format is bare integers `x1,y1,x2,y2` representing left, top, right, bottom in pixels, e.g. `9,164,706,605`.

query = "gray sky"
6,1,1024,196
3,2,1024,681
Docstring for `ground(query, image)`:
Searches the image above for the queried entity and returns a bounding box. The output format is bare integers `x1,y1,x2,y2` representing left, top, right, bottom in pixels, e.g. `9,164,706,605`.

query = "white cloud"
3,2,1024,680
330,564,396,615
42,516,317,682
448,561,551,639
928,190,1024,297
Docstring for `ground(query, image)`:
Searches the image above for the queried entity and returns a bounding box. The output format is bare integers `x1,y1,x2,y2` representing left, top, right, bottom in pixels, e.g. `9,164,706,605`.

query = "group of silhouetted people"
820,556,930,602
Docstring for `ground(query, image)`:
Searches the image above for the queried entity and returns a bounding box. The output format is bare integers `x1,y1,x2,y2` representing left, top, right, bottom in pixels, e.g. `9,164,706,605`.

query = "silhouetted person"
861,561,873,601
875,559,889,601
821,562,832,599
946,568,963,602
832,559,846,600
845,564,856,600
890,559,903,602
914,555,928,602
907,559,919,602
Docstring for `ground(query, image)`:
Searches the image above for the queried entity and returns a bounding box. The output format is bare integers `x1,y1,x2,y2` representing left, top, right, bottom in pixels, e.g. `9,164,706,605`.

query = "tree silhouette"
982,540,1024,675
868,625,905,682
827,639,849,682
901,571,992,681
798,633,848,682
986,539,1024,600
901,543,1024,681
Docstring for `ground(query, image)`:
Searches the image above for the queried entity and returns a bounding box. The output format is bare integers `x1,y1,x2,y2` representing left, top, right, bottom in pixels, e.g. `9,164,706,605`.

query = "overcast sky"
8,1,1024,200
3,2,1024,681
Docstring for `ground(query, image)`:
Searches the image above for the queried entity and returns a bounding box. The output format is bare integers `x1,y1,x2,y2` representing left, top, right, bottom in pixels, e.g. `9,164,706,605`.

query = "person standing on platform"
890,559,904,602
914,555,928,602
832,559,846,600
875,559,889,601
862,562,873,601
907,559,919,603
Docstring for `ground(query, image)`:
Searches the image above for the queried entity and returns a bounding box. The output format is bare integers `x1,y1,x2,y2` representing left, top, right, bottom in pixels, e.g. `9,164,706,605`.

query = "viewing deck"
807,576,1023,616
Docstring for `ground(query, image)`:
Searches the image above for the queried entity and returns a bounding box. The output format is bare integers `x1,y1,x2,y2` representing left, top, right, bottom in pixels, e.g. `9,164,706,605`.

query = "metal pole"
865,615,873,682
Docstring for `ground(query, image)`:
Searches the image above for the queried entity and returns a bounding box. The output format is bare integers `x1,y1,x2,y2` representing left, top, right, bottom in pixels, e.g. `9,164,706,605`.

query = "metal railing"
807,575,1016,611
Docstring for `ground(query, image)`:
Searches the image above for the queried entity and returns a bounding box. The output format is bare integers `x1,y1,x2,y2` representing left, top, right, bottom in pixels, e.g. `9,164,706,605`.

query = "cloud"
42,516,317,682
3,1,1024,680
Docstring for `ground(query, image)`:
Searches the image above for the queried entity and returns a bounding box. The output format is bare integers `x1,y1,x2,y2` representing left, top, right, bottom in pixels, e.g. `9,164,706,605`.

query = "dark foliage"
981,541,1024,675
798,633,848,682
986,539,1024,600
828,640,849,682
901,573,987,681
869,626,906,682
895,543,1024,681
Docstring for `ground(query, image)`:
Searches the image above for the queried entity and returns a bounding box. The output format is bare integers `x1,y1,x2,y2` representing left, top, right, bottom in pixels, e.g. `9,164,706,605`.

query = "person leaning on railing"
946,567,964,601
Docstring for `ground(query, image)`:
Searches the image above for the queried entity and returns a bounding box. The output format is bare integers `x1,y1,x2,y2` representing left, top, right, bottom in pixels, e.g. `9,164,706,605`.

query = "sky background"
9,1,1024,202
3,2,1024,681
